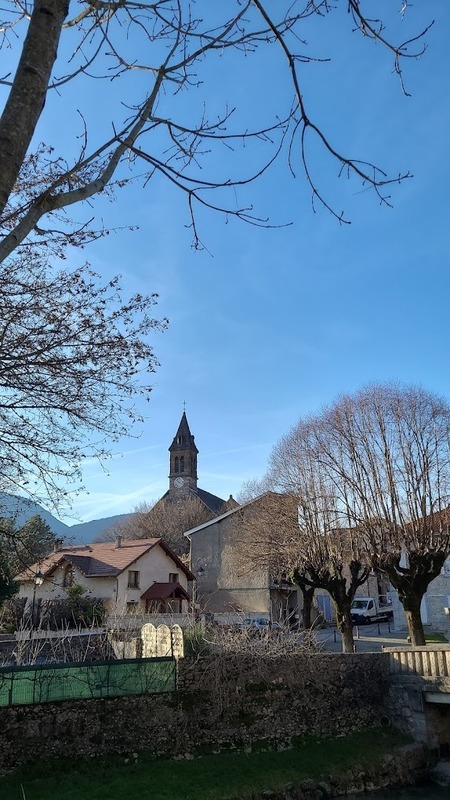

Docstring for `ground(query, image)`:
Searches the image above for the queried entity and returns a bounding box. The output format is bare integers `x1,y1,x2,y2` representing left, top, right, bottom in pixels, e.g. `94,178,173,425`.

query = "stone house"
16,537,194,615
185,492,301,623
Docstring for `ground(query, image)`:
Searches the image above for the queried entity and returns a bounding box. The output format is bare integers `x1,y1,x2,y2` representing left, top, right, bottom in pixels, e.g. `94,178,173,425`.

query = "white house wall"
114,544,189,614
17,562,107,603
424,557,450,635
18,543,189,614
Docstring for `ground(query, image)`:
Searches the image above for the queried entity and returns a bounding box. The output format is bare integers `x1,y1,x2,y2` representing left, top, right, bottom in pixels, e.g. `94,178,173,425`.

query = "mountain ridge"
0,493,130,544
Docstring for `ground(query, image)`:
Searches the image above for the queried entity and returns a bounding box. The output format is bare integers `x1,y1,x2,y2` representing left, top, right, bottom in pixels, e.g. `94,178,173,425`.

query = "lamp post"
193,567,205,620
30,569,44,635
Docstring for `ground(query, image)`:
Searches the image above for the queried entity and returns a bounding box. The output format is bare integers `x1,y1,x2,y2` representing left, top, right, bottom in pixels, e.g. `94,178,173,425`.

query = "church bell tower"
168,411,199,494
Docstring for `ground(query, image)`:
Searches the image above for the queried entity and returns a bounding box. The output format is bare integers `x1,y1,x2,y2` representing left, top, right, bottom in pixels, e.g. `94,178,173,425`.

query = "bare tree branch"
0,0,432,258
0,255,167,508
270,383,450,646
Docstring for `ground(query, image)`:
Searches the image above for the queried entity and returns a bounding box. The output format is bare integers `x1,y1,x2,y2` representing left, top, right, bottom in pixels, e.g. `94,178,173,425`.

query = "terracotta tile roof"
16,538,166,581
140,582,190,601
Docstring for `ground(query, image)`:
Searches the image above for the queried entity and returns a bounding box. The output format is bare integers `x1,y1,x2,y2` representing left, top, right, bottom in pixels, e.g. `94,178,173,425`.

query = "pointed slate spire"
169,411,198,454
168,411,198,491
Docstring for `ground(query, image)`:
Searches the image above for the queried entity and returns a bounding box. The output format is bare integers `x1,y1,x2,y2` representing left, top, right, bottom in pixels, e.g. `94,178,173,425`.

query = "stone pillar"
171,624,184,659
141,623,157,658
156,624,172,657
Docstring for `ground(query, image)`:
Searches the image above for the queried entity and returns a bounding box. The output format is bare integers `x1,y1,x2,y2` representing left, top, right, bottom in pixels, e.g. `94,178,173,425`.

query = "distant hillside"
66,514,132,544
0,493,131,545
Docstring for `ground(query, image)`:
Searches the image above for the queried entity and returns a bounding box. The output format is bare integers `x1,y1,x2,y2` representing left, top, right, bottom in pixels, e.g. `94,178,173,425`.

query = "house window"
63,564,74,588
169,572,179,583
179,456,184,473
128,570,140,589
174,456,179,473
127,601,138,613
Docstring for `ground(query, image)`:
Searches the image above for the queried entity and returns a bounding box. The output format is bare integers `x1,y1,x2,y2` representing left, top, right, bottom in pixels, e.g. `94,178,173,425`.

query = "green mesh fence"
0,657,176,707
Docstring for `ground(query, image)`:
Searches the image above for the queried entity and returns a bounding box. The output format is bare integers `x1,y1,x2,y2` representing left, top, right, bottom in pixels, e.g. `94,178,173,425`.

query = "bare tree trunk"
340,623,355,654
300,584,315,629
403,595,426,646
382,553,447,647
334,599,355,654
0,0,69,215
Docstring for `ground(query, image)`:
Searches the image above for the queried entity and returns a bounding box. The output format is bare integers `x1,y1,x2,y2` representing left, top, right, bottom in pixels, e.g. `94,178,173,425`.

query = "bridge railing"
382,644,450,678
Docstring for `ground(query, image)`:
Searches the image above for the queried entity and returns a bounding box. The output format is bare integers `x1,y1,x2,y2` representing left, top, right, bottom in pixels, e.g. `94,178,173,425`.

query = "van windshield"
351,600,368,610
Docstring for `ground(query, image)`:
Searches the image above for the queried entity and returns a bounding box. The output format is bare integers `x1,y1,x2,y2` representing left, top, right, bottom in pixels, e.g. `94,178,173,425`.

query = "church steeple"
168,411,199,493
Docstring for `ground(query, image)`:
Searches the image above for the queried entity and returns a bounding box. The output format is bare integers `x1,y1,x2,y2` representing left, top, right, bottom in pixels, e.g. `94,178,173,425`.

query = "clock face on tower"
174,477,184,488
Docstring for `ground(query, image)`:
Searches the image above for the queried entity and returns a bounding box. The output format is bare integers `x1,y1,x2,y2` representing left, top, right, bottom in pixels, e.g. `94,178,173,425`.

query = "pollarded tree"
312,384,450,646
269,423,370,653
236,482,317,629
0,255,166,509
0,1,432,260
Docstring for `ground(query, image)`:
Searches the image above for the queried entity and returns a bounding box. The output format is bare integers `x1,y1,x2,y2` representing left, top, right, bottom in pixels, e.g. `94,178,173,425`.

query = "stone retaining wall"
0,652,389,775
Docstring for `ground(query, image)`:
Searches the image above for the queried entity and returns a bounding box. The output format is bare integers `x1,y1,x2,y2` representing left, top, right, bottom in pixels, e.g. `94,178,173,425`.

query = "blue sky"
9,2,450,524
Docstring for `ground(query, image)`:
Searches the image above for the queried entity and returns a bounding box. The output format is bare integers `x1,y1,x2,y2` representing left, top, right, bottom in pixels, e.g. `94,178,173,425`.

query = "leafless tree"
238,472,368,650
185,619,322,661
98,495,215,555
0,1,432,260
238,481,319,629
235,490,314,630
310,384,450,646
0,255,166,510
236,476,274,505
268,427,369,653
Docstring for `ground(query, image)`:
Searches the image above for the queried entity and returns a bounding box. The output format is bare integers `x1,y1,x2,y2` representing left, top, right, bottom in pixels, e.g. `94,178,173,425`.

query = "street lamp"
30,569,44,633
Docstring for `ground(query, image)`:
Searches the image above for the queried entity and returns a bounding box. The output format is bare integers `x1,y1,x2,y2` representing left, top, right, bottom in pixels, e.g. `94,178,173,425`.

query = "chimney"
54,538,64,553
115,535,123,549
